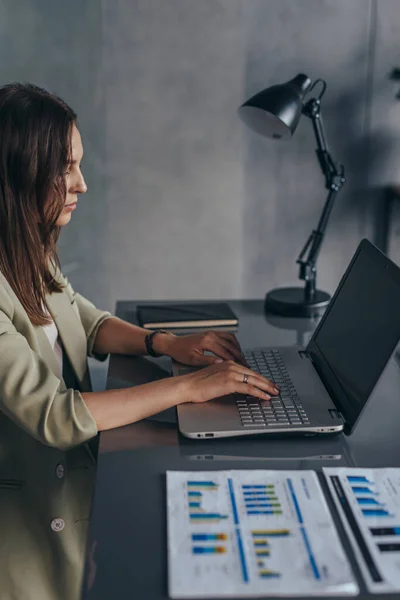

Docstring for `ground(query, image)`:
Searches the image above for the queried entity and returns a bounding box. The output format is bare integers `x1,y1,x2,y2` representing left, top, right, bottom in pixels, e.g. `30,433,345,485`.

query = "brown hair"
0,83,77,326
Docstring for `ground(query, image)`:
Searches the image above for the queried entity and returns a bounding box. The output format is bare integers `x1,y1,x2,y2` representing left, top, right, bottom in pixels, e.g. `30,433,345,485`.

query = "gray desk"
83,300,400,600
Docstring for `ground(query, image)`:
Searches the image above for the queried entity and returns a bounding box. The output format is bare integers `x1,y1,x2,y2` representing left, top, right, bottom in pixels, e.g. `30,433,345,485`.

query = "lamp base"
265,286,331,317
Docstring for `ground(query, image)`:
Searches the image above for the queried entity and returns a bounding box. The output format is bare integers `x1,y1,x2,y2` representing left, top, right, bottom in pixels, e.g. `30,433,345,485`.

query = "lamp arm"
296,97,345,300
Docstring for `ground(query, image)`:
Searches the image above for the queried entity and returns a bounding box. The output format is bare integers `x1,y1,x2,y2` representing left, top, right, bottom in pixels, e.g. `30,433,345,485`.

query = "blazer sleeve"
61,275,113,362
0,289,98,450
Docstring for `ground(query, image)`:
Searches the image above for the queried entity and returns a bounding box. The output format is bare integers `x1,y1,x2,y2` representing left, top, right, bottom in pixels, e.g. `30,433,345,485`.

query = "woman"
0,83,276,600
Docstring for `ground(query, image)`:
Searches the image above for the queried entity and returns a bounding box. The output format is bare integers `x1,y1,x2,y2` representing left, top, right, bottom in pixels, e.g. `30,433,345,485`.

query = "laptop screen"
307,239,400,432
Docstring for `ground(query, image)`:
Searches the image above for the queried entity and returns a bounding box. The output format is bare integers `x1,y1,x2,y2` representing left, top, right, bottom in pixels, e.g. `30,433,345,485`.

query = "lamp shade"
238,73,312,140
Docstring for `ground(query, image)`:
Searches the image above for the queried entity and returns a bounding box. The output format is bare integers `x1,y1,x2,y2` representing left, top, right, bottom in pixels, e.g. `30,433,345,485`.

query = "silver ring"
243,374,249,384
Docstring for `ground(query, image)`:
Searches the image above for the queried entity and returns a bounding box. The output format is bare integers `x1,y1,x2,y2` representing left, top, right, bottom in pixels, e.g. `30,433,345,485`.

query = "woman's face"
56,124,87,227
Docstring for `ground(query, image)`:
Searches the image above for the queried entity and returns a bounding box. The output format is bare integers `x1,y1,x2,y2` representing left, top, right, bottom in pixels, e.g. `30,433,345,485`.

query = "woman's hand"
178,360,279,404
156,330,248,366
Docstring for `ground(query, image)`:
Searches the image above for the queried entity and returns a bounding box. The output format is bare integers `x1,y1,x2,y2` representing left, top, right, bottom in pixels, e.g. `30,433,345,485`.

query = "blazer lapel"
45,291,91,391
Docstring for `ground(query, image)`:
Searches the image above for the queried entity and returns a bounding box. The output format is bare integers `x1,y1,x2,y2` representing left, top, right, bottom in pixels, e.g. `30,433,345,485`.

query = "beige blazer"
0,266,112,600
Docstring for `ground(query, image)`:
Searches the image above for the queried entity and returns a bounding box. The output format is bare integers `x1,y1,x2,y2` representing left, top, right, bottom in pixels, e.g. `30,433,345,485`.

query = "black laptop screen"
307,240,400,431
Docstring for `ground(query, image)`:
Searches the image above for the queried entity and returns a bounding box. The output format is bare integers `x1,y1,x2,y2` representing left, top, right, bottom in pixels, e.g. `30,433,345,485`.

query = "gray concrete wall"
0,0,107,308
0,0,399,318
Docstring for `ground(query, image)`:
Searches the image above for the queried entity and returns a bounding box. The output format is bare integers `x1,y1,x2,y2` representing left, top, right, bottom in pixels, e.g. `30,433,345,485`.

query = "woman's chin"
55,212,72,227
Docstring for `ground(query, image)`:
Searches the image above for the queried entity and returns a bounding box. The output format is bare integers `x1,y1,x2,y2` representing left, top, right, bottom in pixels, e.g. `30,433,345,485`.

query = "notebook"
136,302,238,329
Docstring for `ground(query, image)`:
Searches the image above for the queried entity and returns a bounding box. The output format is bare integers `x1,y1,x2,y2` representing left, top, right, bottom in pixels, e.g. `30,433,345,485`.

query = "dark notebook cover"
136,302,238,329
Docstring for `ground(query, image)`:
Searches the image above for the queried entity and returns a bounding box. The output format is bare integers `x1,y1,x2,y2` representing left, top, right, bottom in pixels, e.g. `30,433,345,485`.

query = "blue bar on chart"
253,540,269,547
190,513,229,522
243,485,275,489
244,496,279,502
370,527,400,537
245,501,280,505
247,510,282,515
245,498,280,504
347,476,373,484
243,491,277,496
191,533,228,541
255,549,270,556
356,498,385,506
187,481,218,490
192,546,226,555
352,486,377,495
362,509,392,517
259,570,281,578
245,504,280,509
257,560,264,567
243,485,276,497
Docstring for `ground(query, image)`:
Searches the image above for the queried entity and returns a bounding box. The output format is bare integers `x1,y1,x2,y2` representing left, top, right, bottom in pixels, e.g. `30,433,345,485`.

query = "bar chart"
251,529,290,579
242,484,282,516
324,467,400,594
168,470,358,598
347,475,393,519
187,480,229,523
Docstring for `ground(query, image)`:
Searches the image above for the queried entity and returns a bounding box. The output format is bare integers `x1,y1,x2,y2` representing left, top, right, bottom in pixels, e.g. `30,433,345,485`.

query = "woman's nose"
75,174,87,194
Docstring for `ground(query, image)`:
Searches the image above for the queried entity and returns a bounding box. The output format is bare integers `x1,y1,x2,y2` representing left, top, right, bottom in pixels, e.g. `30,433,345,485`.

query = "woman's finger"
235,382,272,400
190,351,223,366
204,336,246,365
213,360,279,394
215,332,242,351
214,362,278,394
198,360,279,395
215,333,248,365
233,372,278,396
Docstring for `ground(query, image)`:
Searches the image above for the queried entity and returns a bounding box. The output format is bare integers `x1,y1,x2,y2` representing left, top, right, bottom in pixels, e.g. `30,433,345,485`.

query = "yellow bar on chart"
252,529,290,537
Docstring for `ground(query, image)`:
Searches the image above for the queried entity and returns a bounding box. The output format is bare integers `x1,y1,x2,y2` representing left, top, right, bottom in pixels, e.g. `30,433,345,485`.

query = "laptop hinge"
298,350,311,360
299,351,344,422
329,408,342,420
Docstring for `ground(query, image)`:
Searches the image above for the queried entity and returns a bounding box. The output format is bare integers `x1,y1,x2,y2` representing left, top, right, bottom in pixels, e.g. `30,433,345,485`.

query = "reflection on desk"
178,435,352,465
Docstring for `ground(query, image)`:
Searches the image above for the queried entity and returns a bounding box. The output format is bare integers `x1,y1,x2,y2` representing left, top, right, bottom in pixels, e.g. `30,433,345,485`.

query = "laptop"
173,239,400,439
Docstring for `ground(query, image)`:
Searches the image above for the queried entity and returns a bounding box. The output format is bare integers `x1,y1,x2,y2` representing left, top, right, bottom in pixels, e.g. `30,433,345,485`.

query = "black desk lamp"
238,73,345,317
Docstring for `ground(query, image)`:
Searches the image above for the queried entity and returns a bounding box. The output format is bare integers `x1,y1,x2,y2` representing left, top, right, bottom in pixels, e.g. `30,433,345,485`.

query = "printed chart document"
324,467,400,594
167,470,358,598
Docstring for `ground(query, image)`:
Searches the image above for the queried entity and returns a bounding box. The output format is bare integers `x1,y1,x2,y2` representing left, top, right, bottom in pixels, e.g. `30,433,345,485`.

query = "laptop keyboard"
238,349,310,428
